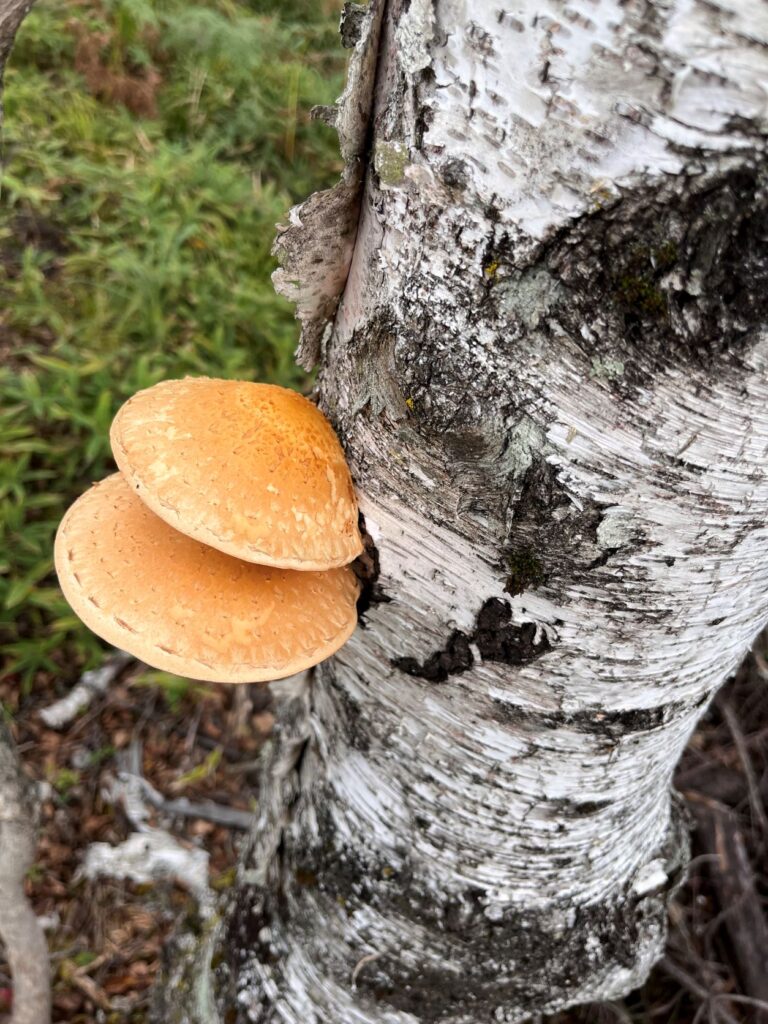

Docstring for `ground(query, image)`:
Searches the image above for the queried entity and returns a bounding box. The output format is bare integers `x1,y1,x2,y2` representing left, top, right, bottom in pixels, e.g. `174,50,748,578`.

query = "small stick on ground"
39,651,134,730
138,779,254,830
110,746,254,830
718,698,768,841
688,793,768,1019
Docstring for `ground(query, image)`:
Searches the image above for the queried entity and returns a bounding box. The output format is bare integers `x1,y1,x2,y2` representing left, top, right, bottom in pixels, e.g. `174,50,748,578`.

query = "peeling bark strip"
162,1,768,1021
272,0,386,370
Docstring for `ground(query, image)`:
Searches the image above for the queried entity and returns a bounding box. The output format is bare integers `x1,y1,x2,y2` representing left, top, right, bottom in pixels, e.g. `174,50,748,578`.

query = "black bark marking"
567,798,612,816
392,597,551,682
440,157,470,191
585,547,619,570
394,630,474,683
466,21,495,57
474,597,550,663
490,692,710,735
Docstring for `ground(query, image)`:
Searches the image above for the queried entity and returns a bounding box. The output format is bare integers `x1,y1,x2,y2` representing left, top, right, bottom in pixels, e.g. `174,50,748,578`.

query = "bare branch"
38,651,133,730
0,719,50,1024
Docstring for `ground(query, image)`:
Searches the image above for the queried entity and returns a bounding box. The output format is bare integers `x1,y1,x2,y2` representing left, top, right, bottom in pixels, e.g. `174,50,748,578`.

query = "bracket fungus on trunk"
54,378,363,683
110,378,363,570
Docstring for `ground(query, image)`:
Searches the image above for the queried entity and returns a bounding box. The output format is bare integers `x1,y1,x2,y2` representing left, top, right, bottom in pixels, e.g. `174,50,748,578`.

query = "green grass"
0,0,345,689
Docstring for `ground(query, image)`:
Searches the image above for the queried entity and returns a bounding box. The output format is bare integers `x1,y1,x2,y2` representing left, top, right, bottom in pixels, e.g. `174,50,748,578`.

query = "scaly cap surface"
54,474,359,683
110,378,363,570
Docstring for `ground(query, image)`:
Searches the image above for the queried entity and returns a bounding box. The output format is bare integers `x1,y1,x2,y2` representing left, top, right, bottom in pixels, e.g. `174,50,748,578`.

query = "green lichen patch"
590,356,625,380
616,271,668,317
497,266,564,330
654,239,679,270
374,140,408,186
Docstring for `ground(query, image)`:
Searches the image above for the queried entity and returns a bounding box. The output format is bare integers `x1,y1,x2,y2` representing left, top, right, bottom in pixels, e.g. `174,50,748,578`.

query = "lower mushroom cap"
54,474,360,683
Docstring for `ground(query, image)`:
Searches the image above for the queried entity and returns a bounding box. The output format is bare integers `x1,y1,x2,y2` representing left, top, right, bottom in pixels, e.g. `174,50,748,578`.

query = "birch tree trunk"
163,1,768,1021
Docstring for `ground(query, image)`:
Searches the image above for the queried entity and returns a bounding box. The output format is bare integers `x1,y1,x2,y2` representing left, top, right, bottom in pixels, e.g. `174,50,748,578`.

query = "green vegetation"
0,0,345,688
132,668,214,710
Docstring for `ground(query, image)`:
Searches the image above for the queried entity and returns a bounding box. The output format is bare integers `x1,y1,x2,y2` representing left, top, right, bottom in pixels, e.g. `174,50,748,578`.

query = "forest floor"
2,2,767,1022
0,664,274,1021
0,639,766,1023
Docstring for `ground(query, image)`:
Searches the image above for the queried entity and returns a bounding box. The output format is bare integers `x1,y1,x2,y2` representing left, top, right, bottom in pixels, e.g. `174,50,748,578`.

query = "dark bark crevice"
350,164,768,481
537,164,768,386
488,692,712,737
501,459,630,594
353,511,391,623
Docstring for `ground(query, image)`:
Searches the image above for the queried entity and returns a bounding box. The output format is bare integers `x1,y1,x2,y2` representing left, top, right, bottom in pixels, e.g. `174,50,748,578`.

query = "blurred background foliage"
0,0,346,688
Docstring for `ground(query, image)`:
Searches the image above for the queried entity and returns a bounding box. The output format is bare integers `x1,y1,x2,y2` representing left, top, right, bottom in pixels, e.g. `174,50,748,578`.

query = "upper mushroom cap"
110,377,363,570
54,474,360,683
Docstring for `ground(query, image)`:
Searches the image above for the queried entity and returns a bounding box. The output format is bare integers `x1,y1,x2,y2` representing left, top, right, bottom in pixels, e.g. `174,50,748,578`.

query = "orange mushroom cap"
110,377,363,570
54,474,360,683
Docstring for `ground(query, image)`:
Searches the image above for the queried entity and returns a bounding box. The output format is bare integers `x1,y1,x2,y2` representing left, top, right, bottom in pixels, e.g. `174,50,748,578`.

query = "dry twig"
718,698,768,841
687,793,768,1017
38,651,134,730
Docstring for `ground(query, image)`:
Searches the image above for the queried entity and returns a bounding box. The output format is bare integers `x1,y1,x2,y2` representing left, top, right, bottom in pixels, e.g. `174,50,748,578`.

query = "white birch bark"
161,1,768,1021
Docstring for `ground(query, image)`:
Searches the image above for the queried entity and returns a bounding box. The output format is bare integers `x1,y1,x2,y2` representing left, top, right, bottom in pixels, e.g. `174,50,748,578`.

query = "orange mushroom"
110,377,363,570
54,474,359,683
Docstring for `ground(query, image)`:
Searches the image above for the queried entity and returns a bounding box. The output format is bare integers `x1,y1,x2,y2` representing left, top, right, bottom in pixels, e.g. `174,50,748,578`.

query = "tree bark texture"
0,0,33,84
162,1,768,1021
